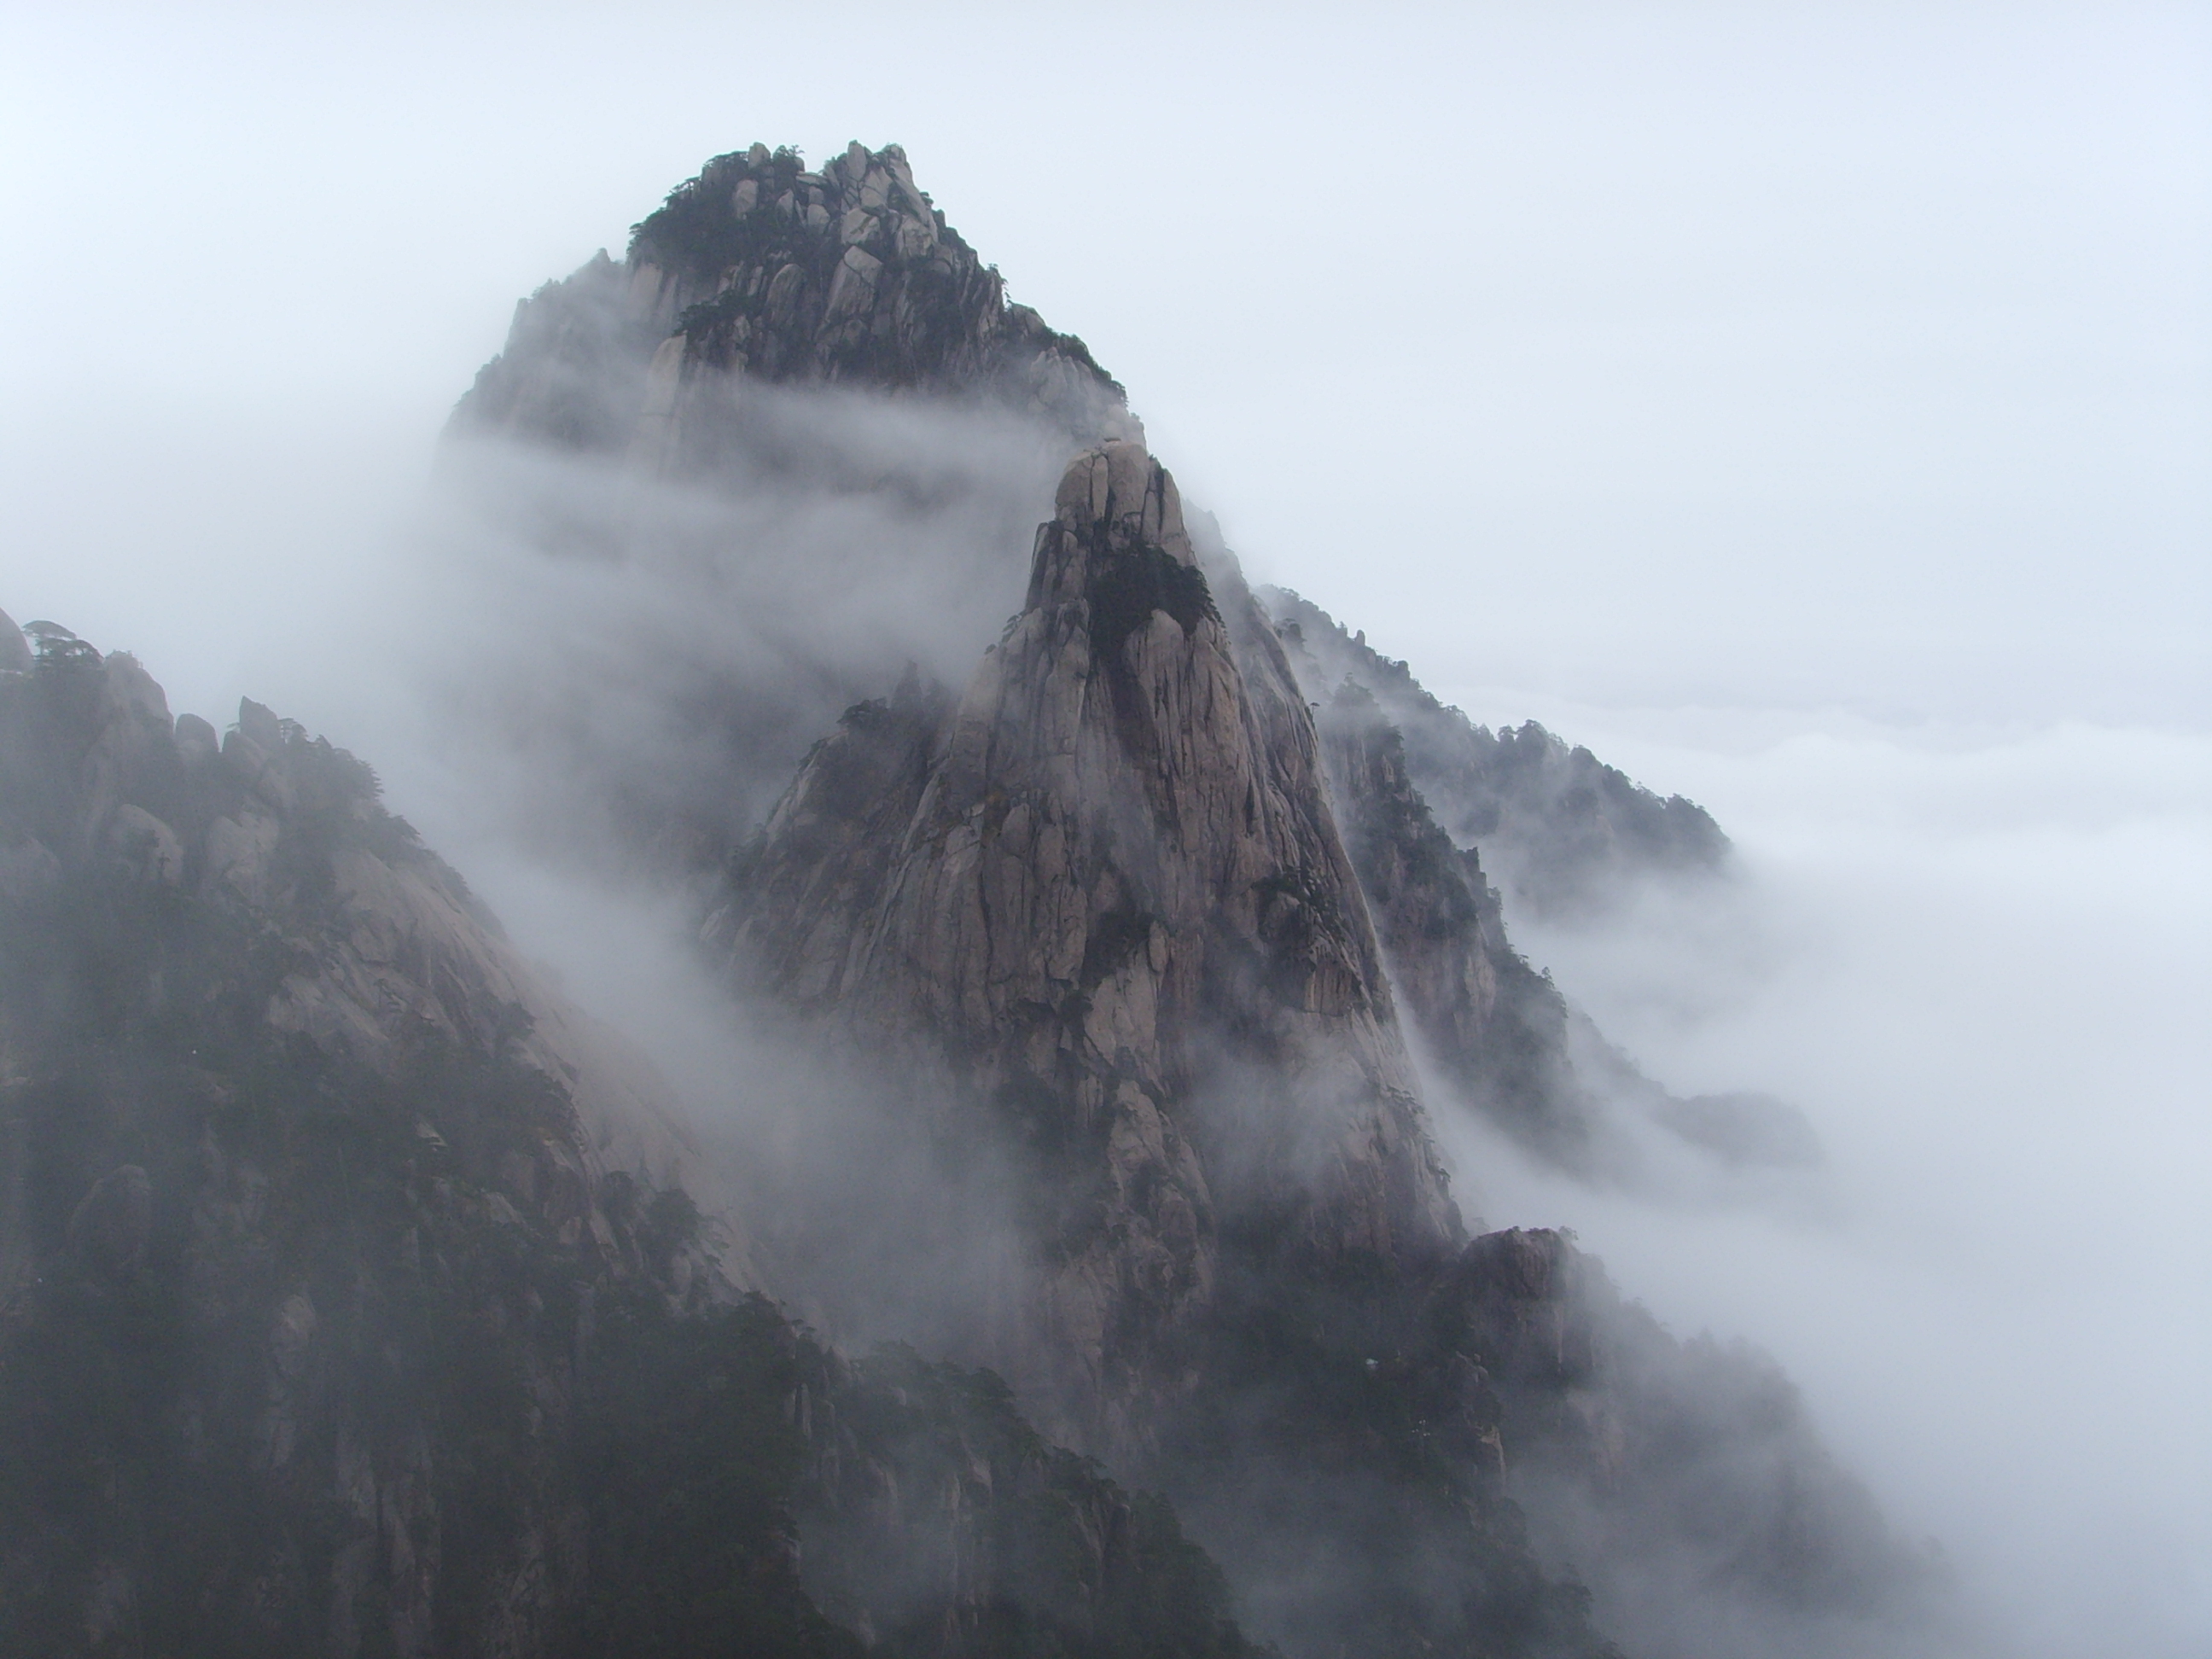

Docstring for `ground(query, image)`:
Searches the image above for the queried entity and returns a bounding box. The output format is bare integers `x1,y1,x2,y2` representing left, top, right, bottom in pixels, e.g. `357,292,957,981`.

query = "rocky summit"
1,145,1942,1659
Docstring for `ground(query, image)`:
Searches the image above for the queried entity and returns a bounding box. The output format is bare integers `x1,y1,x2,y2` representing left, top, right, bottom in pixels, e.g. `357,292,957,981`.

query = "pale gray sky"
2,5,2207,1654
1,0,2203,731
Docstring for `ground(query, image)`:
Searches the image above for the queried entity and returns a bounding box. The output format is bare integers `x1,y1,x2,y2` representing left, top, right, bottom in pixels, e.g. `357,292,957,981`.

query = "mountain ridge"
0,140,1947,1659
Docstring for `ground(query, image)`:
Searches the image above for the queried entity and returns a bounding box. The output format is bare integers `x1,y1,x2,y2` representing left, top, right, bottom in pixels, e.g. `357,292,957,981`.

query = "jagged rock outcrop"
438,143,1154,893
1259,600,1800,1179
710,441,1459,1430
1267,589,1729,921
0,623,711,1652
456,141,1138,465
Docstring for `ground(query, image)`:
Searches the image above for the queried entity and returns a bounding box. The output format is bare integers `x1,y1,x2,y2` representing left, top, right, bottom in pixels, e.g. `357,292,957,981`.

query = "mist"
1403,700,2212,1656
422,385,1074,864
3,3,2204,1655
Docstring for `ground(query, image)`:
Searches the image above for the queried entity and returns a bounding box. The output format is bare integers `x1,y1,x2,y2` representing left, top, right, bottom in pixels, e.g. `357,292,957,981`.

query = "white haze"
423,387,1071,862
3,3,2206,1656
1409,701,2212,1657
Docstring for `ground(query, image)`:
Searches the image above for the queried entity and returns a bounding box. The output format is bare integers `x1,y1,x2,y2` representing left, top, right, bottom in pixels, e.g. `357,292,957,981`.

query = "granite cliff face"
1312,679,1604,1167
708,440,1458,1432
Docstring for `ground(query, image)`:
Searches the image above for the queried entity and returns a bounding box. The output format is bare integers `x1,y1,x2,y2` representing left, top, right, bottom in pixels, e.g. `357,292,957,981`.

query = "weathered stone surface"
108,802,184,887
713,442,1458,1428
428,142,1927,1659
0,626,805,1656
1,649,707,1227
1315,679,1604,1166
172,712,219,768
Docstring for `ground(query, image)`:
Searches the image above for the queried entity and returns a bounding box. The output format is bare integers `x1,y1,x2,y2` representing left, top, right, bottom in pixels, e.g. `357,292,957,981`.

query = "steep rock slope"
703,443,1916,1658
0,614,1263,1659
1266,591,1729,922
1314,681,1605,1167
709,442,1459,1426
439,143,1142,879
1290,627,1818,1179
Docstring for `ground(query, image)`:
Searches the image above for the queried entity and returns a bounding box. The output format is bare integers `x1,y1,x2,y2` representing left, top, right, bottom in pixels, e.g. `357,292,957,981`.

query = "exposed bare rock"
712,442,1458,1428
172,712,219,769
247,137,1919,1659
1267,587,1730,920
0,628,834,1656
1315,678,1605,1166
0,640,712,1258
108,803,184,888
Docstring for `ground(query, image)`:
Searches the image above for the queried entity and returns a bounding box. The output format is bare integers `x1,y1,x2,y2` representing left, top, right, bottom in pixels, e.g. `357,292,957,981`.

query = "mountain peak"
457,139,1138,455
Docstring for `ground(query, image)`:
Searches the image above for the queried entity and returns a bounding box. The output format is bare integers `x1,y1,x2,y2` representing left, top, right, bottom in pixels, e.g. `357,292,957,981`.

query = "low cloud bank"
10,375,2203,1656
1429,703,2212,1659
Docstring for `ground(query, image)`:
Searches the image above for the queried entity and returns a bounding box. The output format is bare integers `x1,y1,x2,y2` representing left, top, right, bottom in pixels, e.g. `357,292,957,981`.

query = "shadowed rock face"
712,441,1459,1430
1315,681,1608,1167
1266,589,1731,922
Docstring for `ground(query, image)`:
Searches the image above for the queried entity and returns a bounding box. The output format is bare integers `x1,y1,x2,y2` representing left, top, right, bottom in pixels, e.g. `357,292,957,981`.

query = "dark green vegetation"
0,629,1265,1659
1086,546,1219,661
639,145,816,289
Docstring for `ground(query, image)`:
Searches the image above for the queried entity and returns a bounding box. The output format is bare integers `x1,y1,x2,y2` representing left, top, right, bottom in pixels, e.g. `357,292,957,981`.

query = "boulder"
173,712,220,768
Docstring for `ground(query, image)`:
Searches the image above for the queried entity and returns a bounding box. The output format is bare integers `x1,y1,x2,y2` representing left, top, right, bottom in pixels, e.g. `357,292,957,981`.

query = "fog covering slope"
0,545,1940,1655
0,610,1270,1657
381,143,1960,1657
0,131,2024,1659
